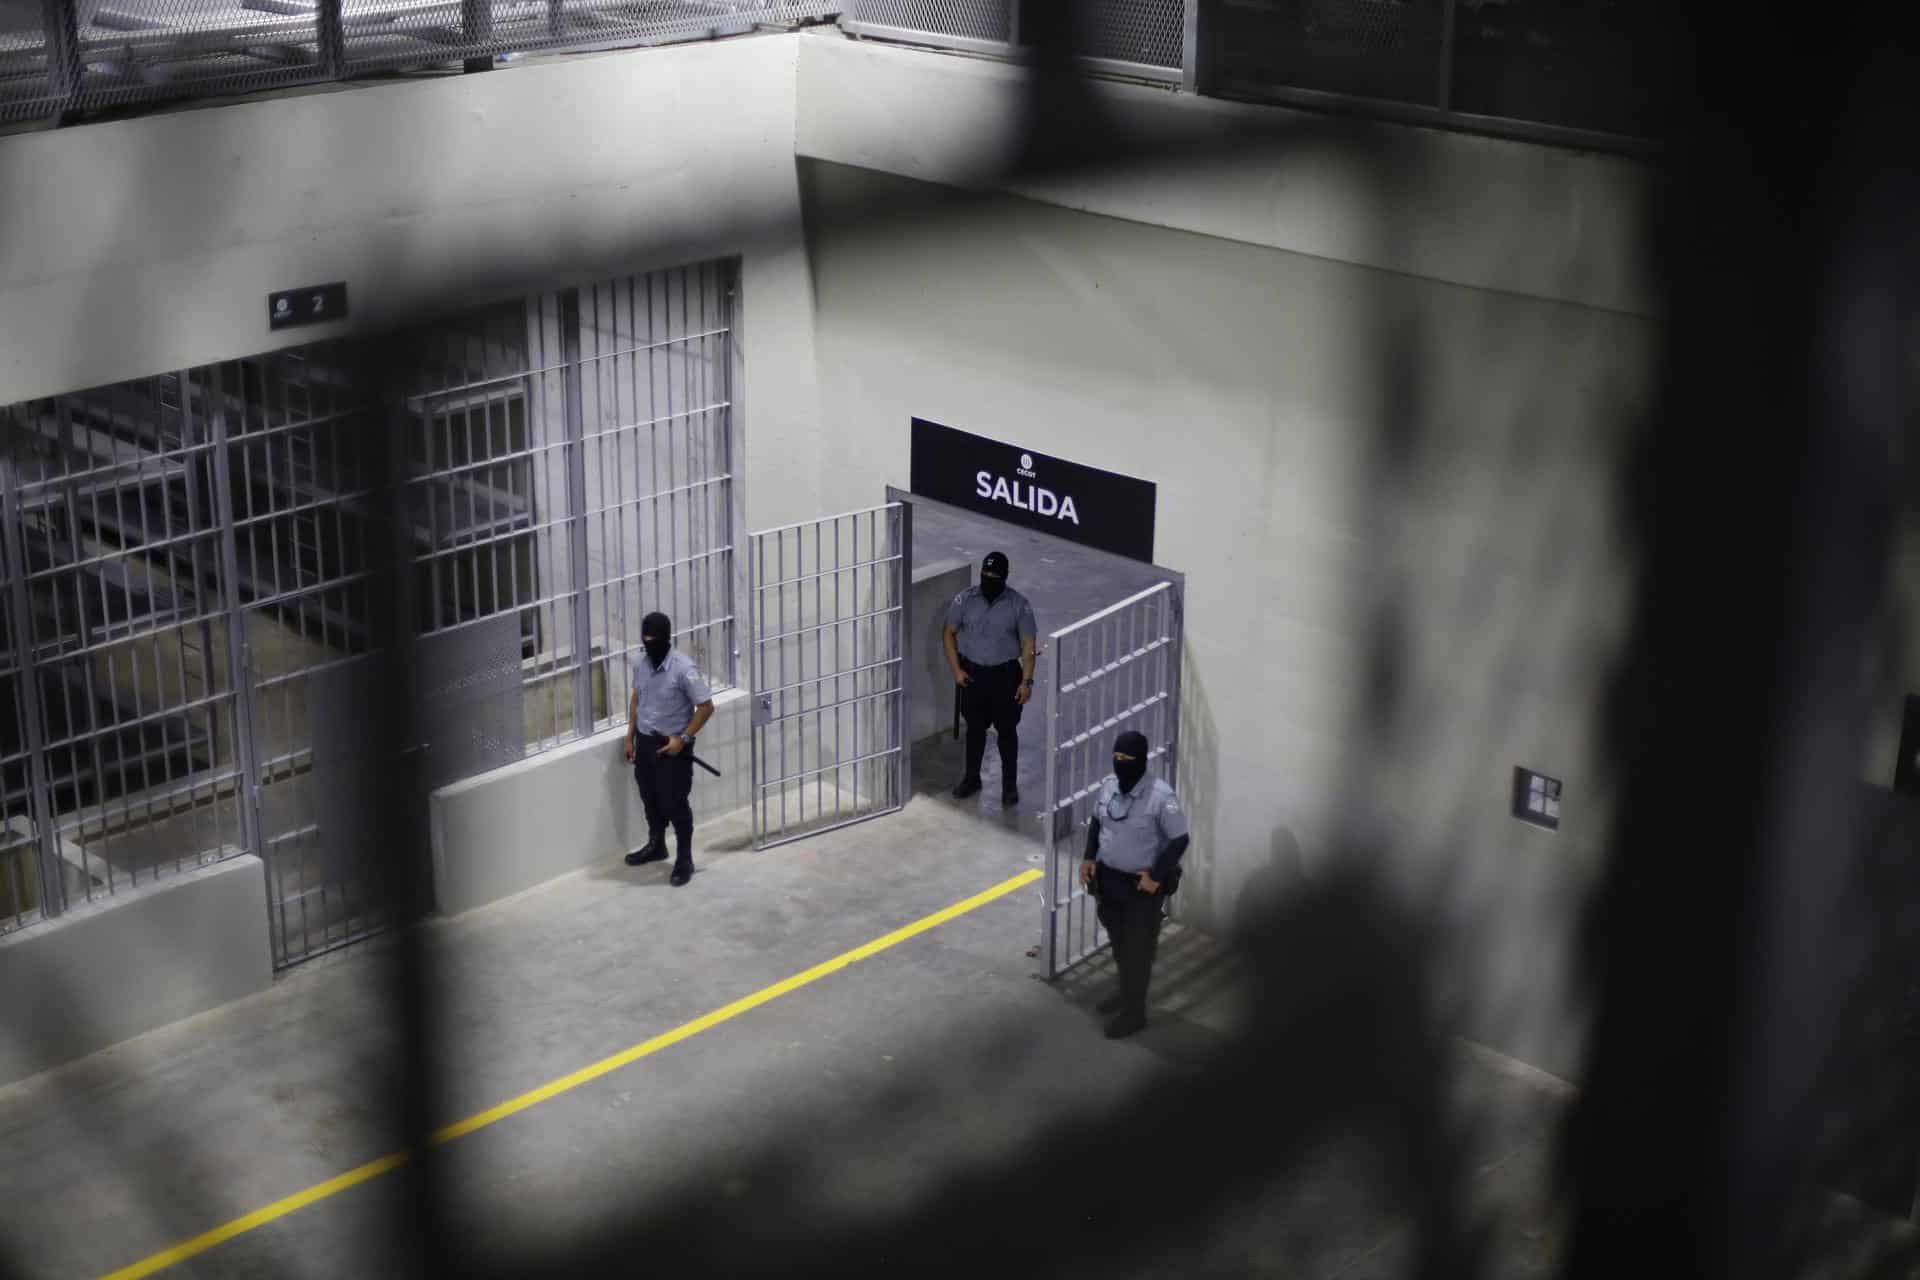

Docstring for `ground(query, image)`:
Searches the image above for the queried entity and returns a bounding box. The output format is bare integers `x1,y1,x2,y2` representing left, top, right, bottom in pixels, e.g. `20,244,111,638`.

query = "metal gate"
747,502,912,850
0,259,740,966
1036,581,1184,979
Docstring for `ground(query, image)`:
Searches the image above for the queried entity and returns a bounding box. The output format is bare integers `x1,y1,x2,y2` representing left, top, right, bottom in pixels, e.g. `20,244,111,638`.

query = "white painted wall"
0,855,272,1087
791,36,1660,1077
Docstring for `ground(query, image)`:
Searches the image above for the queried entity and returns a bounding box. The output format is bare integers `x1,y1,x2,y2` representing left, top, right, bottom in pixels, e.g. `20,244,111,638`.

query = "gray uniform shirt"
631,649,713,738
1091,775,1187,873
944,585,1038,667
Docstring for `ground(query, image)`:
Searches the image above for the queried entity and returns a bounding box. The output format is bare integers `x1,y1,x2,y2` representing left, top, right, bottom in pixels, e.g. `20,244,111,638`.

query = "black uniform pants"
633,734,695,864
1094,862,1165,1020
959,657,1024,785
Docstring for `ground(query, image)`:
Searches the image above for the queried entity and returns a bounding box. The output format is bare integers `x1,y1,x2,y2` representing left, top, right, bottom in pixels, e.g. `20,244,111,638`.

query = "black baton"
953,682,961,740
656,743,722,777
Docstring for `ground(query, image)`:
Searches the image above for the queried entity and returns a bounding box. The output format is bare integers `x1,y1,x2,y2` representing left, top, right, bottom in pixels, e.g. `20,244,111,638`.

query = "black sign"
268,281,349,331
908,417,1157,563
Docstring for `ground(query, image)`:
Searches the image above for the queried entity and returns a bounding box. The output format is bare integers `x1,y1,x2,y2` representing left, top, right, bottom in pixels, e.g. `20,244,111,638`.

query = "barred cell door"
207,352,403,968
1035,581,1185,979
747,502,913,850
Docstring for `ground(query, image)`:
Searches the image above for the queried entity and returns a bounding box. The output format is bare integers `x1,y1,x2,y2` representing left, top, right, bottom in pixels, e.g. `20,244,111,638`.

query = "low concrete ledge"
0,853,272,1088
430,687,752,917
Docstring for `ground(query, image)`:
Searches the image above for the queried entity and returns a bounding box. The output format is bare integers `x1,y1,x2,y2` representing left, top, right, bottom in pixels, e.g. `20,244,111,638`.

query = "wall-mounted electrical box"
1513,767,1563,832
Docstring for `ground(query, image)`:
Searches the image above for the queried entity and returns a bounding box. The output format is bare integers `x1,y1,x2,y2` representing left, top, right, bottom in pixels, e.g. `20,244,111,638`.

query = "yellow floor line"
98,867,1043,1280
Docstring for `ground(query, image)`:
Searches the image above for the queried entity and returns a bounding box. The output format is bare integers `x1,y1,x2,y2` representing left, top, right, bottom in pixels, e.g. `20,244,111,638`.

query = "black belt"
635,732,721,777
959,657,1021,673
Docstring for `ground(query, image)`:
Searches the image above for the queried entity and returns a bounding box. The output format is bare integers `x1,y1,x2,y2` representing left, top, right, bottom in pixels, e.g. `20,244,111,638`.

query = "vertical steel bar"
561,289,593,739
895,500,911,809
0,460,66,917
317,0,345,83
834,517,843,823
40,0,80,123
777,529,786,840
1179,0,1203,95
1042,618,1061,978
814,519,822,824
1436,0,1457,111
207,370,263,892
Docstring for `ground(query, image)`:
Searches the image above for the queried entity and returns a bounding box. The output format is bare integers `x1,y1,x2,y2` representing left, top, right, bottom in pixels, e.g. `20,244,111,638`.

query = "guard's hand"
954,669,972,688
1137,871,1161,894
623,737,635,763
1014,683,1032,706
658,735,685,757
1079,860,1096,888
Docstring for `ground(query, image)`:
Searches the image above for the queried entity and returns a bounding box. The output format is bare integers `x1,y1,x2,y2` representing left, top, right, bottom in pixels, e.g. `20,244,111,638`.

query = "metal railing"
5,0,1667,149
0,0,840,125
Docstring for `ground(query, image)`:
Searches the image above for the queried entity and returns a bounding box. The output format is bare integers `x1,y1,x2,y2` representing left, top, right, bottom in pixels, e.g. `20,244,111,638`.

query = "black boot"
952,776,982,798
1104,1011,1147,1039
1095,992,1125,1016
670,852,694,887
625,839,668,867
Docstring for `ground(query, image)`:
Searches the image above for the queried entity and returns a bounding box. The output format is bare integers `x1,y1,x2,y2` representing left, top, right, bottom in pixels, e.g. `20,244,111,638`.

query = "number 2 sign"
267,282,348,330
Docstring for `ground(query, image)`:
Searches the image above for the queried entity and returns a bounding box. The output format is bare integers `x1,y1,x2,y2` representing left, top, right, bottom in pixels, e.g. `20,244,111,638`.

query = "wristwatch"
1020,680,1034,690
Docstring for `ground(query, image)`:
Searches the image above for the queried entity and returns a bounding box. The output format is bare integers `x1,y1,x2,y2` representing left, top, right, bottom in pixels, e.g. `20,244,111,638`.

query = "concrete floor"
903,494,1180,820
0,740,1587,1280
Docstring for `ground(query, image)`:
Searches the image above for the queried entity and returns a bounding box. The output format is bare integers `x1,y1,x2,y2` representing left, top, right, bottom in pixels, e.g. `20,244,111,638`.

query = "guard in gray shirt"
943,550,1038,806
623,611,715,887
1078,729,1190,1039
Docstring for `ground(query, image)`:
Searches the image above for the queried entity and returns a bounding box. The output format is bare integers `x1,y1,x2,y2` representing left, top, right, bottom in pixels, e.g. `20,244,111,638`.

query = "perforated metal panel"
0,0,841,124
411,613,525,791
845,0,1012,46
1212,0,1448,107
1070,0,1183,71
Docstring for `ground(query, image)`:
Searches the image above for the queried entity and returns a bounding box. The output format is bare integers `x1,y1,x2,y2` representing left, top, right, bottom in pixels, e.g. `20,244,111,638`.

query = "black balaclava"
642,612,673,669
980,550,1010,603
1113,730,1149,794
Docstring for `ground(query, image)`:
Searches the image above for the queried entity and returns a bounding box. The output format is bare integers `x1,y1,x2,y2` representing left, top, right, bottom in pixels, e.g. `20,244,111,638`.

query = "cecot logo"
1018,453,1035,475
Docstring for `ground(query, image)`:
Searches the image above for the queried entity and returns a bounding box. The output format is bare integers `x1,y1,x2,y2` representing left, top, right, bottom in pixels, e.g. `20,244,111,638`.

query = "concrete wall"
0,855,272,1087
0,34,829,535
792,38,1658,1077
431,688,751,916
908,558,974,746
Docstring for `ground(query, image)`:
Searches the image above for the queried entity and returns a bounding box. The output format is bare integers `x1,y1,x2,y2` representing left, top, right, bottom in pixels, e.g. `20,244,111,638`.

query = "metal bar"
1436,0,1457,111
761,741,902,790
833,516,843,823
1180,0,1200,94
207,369,263,877
813,518,822,823
841,18,1016,59
317,0,343,79
750,803,899,854
39,0,81,122
1042,598,1061,978
1050,582,1172,639
756,604,903,646
0,460,67,917
561,289,594,738
1075,54,1180,84
750,550,902,591
895,497,912,809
